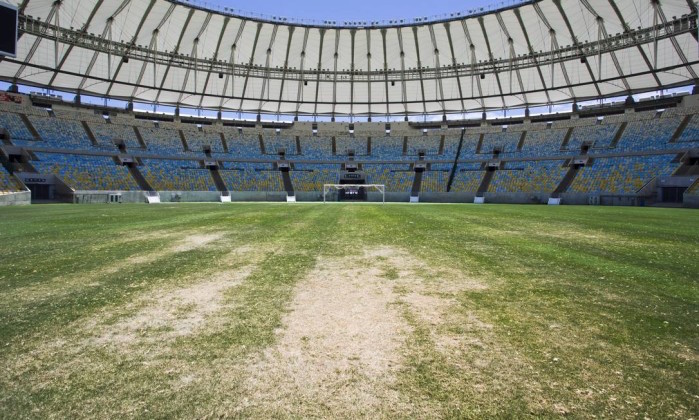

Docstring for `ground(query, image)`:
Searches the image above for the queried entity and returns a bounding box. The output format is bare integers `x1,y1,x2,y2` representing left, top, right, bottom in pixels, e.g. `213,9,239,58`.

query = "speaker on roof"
122,56,129,63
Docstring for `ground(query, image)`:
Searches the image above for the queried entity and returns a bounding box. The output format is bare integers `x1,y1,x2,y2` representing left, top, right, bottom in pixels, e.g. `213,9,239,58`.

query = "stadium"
0,0,697,417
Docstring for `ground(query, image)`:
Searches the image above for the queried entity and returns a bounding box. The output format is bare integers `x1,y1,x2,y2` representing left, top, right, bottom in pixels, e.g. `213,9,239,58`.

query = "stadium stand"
264,134,298,156
407,135,441,156
336,136,368,156
141,159,216,191
139,127,188,156
567,122,618,151
219,163,284,191
182,129,226,154
421,170,450,193
88,121,142,150
450,163,485,192
489,160,568,193
224,134,267,159
363,164,413,191
290,164,340,191
520,128,567,157
28,115,93,150
569,155,678,194
0,111,34,141
369,136,405,160
33,153,140,191
300,136,339,160
0,166,23,193
480,131,521,156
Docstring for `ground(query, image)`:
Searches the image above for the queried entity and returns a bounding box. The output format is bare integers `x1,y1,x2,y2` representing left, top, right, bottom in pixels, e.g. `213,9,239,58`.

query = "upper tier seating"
33,153,139,191
223,134,267,160
139,127,188,156
567,123,618,151
183,129,226,154
264,134,298,156
28,116,93,150
0,112,34,142
141,159,216,191
336,136,368,156
520,128,567,157
369,136,405,160
480,131,521,156
406,135,441,156
88,121,142,150
488,160,567,193
458,135,484,159
675,114,699,143
616,116,692,151
299,136,338,160
569,155,677,194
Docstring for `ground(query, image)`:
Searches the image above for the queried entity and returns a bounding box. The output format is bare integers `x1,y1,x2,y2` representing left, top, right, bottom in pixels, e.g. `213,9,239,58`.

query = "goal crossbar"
323,184,385,204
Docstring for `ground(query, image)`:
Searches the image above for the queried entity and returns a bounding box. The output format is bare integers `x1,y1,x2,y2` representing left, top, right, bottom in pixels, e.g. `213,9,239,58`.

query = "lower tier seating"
220,163,283,192
450,163,484,192
421,171,450,193
33,153,140,191
489,160,567,193
569,155,677,194
0,167,23,194
291,164,339,191
363,164,413,192
141,159,216,191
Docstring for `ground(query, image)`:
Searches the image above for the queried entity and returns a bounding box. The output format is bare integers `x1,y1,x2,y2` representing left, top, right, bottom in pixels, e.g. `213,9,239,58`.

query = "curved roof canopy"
1,0,698,116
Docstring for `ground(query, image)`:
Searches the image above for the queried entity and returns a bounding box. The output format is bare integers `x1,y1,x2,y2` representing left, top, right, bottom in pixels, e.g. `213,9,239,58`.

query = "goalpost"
323,184,385,204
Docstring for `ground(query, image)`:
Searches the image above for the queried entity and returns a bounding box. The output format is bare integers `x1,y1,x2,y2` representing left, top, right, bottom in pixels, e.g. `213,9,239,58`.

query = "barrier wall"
683,194,699,209
0,191,31,206
49,189,699,207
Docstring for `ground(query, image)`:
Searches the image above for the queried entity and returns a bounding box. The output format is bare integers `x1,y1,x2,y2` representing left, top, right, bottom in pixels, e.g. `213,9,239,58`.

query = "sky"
196,0,512,23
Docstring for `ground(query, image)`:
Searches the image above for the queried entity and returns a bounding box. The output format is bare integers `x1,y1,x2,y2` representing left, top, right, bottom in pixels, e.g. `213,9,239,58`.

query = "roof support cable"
258,25,279,111
53,2,61,70
295,27,310,115
381,28,390,116
653,0,698,79
312,29,326,116
366,29,372,118
598,20,604,81
443,22,466,113
107,19,113,80
275,25,295,115
653,1,660,70
331,29,340,117
152,30,158,88
428,25,446,113
219,19,246,109
396,27,409,116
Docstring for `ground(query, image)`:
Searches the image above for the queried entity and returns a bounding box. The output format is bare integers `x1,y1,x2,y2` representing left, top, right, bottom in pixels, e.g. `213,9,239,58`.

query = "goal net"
323,184,385,204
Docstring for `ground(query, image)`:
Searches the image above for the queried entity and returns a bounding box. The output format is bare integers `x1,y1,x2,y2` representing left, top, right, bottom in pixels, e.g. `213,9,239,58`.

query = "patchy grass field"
0,203,697,418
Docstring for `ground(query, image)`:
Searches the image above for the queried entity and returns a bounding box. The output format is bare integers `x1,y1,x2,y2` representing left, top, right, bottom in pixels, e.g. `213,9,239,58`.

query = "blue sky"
205,0,507,22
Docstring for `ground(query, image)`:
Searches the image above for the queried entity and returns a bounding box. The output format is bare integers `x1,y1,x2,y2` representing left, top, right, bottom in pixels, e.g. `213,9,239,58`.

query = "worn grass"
0,203,697,418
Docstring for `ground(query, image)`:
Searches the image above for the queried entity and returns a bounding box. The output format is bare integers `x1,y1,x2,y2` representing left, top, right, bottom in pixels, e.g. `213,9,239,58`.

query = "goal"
323,184,385,204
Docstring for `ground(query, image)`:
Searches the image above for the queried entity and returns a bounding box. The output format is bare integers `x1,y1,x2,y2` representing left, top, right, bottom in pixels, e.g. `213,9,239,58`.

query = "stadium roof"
1,0,698,116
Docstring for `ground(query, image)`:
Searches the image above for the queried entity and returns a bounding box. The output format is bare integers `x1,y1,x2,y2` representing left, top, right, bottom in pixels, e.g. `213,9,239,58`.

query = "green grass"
0,203,697,418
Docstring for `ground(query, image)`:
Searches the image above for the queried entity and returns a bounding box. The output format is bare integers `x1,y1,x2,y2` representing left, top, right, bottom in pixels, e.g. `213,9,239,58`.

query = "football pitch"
0,203,697,418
